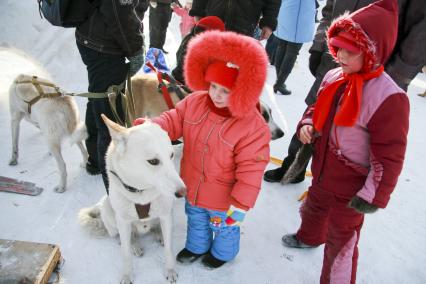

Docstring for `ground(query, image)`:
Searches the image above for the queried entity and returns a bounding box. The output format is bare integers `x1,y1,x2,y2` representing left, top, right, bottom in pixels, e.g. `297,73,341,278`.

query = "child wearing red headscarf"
281,0,409,283
134,31,270,269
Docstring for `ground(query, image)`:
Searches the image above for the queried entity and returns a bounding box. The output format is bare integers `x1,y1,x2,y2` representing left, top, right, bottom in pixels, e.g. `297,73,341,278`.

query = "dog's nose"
272,128,285,140
175,187,187,198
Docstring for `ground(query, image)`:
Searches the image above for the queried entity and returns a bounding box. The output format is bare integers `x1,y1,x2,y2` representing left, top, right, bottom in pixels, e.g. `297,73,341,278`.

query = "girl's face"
209,82,231,108
336,47,364,74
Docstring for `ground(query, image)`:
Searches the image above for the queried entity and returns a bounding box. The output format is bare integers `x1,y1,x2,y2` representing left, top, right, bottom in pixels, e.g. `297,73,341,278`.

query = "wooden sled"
0,239,61,284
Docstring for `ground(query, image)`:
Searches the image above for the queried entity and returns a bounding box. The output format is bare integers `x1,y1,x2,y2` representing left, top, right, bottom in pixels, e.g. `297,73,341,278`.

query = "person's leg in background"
77,43,127,193
264,133,305,183
265,33,278,65
264,52,338,184
149,2,173,53
315,0,320,23
273,38,303,95
84,100,100,175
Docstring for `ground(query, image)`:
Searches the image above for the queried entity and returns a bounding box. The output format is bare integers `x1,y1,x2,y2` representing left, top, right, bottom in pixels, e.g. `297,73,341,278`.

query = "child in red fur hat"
134,31,270,268
281,0,410,283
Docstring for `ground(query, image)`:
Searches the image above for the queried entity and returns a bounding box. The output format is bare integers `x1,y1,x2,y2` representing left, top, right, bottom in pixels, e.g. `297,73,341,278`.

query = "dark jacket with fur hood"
75,0,149,57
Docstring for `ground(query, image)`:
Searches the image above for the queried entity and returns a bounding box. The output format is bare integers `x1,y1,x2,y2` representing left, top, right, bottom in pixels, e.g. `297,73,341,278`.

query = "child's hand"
348,196,379,214
133,117,146,126
225,205,246,226
299,125,314,144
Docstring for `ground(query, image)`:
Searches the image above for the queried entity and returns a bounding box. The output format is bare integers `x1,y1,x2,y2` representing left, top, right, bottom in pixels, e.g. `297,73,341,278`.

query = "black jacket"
76,0,149,57
189,0,280,36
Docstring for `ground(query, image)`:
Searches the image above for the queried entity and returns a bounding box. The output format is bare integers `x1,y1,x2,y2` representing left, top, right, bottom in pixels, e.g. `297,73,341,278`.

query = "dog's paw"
165,269,178,283
54,185,66,193
132,244,144,257
120,275,133,284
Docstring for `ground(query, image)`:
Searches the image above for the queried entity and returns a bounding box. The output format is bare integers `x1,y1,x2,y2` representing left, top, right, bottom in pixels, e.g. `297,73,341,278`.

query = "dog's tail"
78,203,109,237
281,144,313,184
69,122,88,145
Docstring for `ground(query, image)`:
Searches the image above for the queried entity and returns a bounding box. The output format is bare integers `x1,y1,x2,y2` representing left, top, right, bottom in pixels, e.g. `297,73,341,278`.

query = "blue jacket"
274,0,316,43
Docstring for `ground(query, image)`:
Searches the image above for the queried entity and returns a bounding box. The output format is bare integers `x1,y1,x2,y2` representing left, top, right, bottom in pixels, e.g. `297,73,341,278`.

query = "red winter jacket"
153,92,270,211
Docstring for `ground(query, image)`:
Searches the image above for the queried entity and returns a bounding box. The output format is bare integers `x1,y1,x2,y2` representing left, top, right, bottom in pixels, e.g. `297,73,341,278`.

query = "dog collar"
109,171,145,193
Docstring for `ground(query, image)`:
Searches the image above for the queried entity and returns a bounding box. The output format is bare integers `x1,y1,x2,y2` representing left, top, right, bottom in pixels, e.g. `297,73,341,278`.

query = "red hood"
327,0,398,72
184,31,268,118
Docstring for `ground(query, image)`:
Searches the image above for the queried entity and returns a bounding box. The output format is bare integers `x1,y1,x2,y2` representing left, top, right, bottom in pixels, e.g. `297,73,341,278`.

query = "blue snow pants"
184,201,240,261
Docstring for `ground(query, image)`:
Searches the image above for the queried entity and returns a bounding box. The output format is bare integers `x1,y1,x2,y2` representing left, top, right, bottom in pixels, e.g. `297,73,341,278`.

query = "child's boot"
176,248,205,264
202,252,226,269
282,234,318,248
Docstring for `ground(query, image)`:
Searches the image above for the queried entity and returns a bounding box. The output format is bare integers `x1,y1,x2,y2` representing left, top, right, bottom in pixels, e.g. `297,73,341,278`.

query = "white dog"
78,114,186,284
8,74,88,193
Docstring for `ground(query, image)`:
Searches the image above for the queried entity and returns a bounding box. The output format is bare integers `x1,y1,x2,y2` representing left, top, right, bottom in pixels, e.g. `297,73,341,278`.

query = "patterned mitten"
349,196,379,214
225,205,247,226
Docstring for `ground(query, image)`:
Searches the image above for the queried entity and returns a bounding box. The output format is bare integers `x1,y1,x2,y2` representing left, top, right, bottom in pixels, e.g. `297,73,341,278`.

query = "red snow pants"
296,185,364,284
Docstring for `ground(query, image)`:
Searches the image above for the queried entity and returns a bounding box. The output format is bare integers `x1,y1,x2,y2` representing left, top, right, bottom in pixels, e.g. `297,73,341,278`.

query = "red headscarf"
313,65,384,131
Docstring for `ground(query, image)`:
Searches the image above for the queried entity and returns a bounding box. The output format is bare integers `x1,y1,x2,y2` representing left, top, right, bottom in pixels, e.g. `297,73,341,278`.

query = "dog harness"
109,170,151,219
145,61,189,109
15,76,63,114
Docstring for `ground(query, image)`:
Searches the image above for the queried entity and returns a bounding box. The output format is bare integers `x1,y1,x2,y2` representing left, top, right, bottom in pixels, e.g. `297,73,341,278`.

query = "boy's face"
336,47,364,74
209,82,231,108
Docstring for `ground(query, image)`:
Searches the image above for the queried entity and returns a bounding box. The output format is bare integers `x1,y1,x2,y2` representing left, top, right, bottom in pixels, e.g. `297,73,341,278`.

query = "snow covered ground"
1,1,425,283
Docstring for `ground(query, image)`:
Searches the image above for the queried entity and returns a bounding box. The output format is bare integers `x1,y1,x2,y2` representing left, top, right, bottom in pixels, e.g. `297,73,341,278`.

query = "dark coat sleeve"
100,0,147,57
258,0,281,31
385,0,426,90
189,0,207,17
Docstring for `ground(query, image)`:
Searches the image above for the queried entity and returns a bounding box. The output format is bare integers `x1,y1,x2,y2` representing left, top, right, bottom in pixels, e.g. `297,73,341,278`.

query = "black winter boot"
263,167,285,183
273,84,292,95
202,252,226,269
85,161,101,176
176,248,205,264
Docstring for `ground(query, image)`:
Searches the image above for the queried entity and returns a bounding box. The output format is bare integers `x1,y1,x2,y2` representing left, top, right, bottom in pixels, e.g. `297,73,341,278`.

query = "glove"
308,50,322,77
133,117,146,126
128,53,145,77
225,205,247,226
348,196,379,214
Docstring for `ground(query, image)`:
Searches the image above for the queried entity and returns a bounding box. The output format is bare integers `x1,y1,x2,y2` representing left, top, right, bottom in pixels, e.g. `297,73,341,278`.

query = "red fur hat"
184,31,268,117
327,0,398,72
205,61,239,90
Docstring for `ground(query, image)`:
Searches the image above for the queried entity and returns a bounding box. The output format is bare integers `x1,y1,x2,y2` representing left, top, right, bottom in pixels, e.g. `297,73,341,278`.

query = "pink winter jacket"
173,6,196,38
299,68,410,208
152,92,271,211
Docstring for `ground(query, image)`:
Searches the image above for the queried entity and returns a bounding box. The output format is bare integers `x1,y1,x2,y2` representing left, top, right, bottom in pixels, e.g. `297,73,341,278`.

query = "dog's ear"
101,114,128,144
